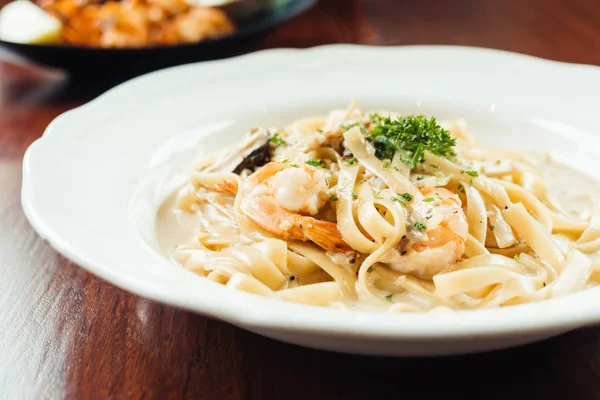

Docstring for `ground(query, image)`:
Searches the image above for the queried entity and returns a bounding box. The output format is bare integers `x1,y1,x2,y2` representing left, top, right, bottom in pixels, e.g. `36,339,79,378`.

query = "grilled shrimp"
238,162,353,253
384,187,468,279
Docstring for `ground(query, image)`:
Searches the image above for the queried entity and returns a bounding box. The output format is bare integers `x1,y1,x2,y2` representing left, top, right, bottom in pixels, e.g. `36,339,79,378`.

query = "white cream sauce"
541,157,600,218
156,191,203,255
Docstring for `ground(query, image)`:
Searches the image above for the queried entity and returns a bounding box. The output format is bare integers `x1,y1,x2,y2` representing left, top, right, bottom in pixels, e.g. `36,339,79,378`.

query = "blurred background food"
0,0,292,48
0,0,236,47
0,0,313,79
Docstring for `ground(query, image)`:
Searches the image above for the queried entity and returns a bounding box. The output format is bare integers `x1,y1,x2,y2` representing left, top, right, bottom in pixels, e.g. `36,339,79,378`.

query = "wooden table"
2,0,600,398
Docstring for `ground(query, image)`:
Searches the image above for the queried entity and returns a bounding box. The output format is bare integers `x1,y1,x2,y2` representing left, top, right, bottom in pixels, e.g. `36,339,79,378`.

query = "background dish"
22,45,600,356
0,0,315,77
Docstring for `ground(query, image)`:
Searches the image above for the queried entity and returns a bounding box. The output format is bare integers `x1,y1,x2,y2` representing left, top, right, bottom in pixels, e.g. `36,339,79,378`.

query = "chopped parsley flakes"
305,159,325,168
384,294,393,303
400,193,413,202
423,197,434,203
269,132,287,146
414,221,427,231
346,157,356,165
351,191,358,200
341,121,366,132
391,193,414,206
391,196,404,204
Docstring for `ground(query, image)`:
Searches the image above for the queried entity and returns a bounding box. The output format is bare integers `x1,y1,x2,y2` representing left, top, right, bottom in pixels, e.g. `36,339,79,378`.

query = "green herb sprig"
269,132,287,146
367,114,456,169
305,159,325,168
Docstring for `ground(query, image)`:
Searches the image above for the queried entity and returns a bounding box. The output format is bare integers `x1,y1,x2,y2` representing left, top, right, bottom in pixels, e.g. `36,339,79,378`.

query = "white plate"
22,45,600,356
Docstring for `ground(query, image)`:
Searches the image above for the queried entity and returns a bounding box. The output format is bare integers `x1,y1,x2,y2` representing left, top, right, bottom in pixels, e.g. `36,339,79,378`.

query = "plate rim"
21,44,600,341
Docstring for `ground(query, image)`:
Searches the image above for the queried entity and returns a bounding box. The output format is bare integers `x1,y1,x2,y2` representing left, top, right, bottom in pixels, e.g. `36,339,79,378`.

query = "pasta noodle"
158,103,600,312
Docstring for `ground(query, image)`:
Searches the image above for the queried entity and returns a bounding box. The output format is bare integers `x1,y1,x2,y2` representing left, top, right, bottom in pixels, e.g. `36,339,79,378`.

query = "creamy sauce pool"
156,191,205,255
541,158,600,218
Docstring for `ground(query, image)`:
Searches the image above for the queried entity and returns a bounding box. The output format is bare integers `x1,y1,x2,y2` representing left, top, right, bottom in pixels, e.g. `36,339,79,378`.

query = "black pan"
0,0,316,79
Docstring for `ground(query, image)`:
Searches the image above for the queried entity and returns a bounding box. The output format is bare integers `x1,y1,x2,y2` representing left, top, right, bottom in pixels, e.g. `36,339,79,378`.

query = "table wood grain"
1,0,600,398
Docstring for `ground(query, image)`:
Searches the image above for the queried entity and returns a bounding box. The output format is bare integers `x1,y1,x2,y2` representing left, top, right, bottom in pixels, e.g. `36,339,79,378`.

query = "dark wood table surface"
2,0,600,398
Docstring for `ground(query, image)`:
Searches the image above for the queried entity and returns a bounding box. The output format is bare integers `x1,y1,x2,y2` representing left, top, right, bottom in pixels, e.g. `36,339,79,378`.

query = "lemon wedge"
0,0,61,44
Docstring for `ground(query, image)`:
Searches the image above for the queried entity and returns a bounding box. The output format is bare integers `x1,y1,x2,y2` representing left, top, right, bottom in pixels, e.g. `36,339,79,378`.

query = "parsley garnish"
400,193,413,202
317,129,324,134
341,121,366,132
464,170,479,177
282,159,289,163
495,160,501,165
384,294,393,303
351,192,358,200
391,196,405,205
390,193,413,206
329,193,339,201
423,197,434,203
305,159,324,168
346,157,356,165
416,176,424,181
269,133,287,146
291,163,299,168
457,183,465,194
367,114,456,169
490,225,496,231
382,160,390,168
514,254,520,261
414,221,427,231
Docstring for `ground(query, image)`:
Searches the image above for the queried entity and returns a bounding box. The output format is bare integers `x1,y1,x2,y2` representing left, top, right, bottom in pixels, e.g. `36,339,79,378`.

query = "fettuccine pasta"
157,102,600,312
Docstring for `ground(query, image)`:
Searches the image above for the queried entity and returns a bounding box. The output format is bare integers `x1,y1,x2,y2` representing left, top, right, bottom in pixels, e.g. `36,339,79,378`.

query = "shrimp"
383,187,468,279
238,162,353,253
203,180,238,194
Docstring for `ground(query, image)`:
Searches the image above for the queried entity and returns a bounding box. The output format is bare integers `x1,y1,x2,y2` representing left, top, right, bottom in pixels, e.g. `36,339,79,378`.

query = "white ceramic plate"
22,45,600,356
